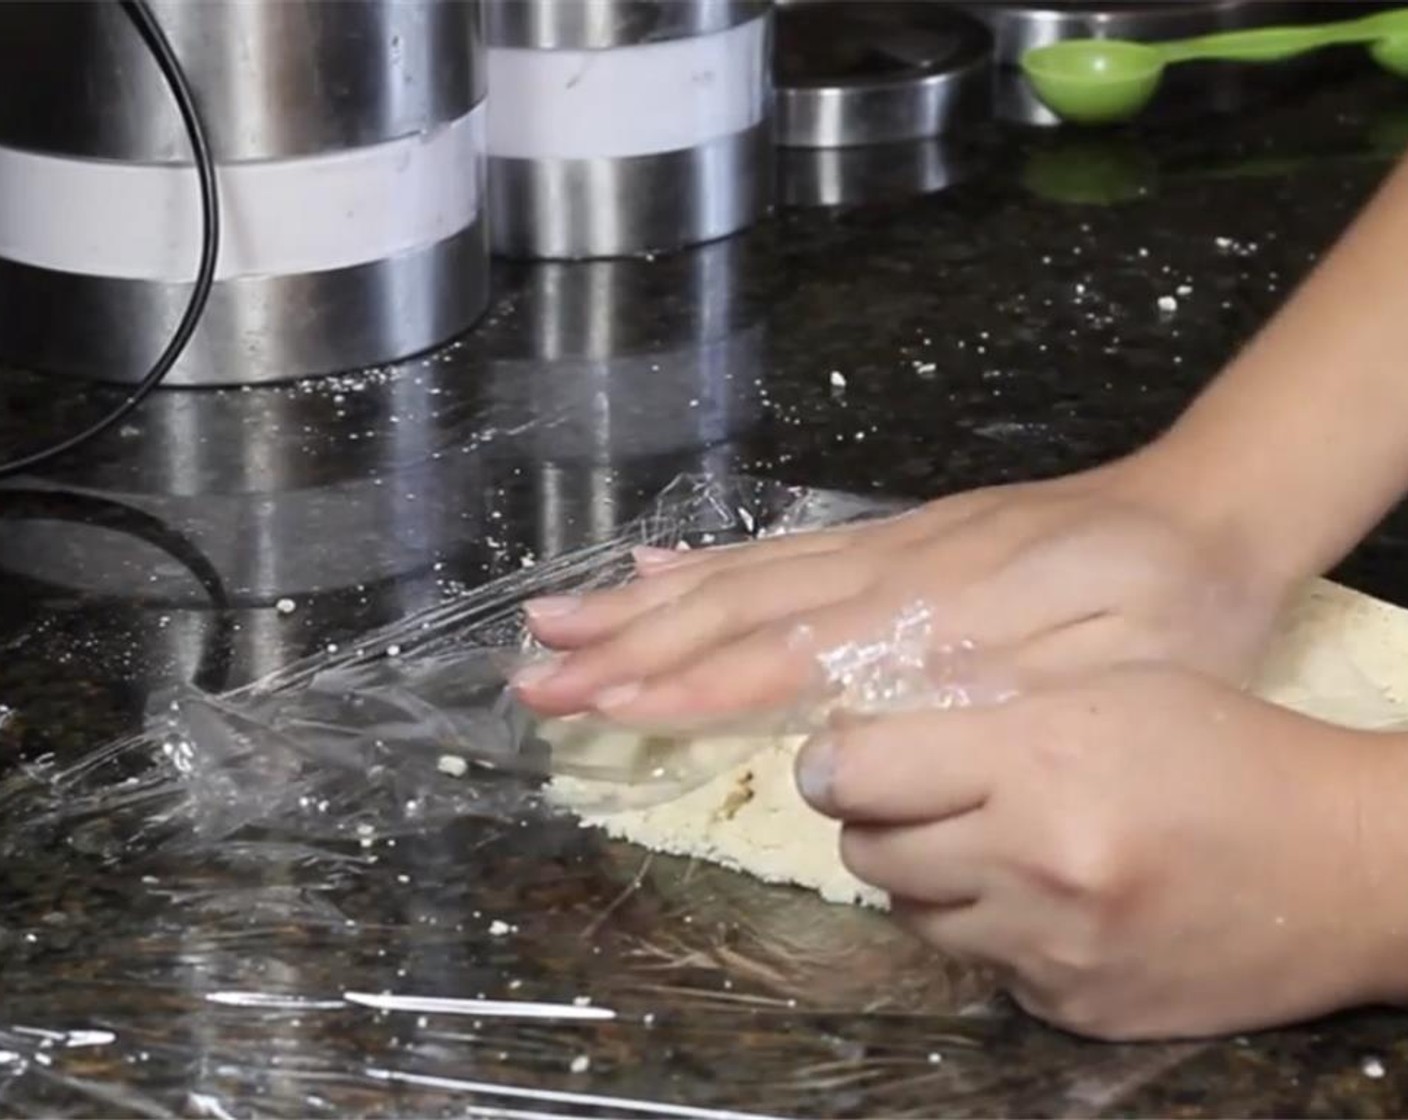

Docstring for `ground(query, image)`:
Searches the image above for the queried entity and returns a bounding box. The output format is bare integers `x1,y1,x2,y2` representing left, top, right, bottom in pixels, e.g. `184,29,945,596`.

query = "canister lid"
774,1,993,149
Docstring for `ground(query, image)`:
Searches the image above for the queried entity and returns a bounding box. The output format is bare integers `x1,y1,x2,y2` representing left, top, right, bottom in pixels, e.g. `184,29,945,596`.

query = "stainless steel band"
779,138,984,208
489,123,773,260
0,0,485,162
0,219,491,387
774,1,991,149
776,62,989,149
485,0,768,49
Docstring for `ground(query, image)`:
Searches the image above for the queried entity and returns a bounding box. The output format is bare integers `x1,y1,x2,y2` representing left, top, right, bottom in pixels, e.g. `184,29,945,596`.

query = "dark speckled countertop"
1,62,1408,1118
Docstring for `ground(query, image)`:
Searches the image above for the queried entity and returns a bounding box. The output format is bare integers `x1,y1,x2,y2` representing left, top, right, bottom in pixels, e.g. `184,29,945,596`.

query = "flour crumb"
1363,1056,1386,1079
437,754,469,778
275,598,297,615
569,1054,591,1074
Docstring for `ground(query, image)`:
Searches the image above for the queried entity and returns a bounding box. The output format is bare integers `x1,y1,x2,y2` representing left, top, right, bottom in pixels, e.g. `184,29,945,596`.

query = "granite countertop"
1,65,1407,1118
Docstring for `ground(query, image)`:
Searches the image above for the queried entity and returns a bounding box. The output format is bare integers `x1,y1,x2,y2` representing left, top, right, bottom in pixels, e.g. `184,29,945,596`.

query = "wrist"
1127,349,1407,591
1094,436,1306,601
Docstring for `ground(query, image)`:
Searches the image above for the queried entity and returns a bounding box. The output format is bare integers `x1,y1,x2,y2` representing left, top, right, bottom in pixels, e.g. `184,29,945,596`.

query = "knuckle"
1022,825,1123,902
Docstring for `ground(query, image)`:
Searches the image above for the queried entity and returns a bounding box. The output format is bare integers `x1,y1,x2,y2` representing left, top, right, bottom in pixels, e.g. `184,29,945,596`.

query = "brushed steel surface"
486,0,767,48
489,123,773,260
0,220,491,387
775,1,992,148
0,0,485,163
779,136,986,207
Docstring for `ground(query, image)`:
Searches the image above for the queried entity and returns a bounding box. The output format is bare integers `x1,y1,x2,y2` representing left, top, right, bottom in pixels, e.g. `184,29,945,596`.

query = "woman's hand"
797,667,1406,1040
516,456,1292,725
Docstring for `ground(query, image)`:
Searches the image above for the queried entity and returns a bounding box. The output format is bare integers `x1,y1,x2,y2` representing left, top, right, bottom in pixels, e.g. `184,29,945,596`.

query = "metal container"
485,0,774,259
778,137,987,209
0,233,766,683
775,1,991,150
773,0,991,209
0,0,490,387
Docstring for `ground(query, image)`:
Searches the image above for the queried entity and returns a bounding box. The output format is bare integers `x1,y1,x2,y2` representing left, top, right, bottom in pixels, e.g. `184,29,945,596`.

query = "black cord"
0,0,219,481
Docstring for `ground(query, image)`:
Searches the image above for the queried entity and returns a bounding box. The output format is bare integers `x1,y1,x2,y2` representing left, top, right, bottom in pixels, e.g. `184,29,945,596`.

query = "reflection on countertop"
1,71,1408,1117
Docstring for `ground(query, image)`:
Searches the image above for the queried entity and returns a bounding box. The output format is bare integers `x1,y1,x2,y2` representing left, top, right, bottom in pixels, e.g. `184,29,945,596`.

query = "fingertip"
795,733,837,814
520,617,585,650
509,658,560,692
523,595,580,622
631,545,688,573
522,595,627,648
521,597,588,646
510,661,583,716
509,656,607,716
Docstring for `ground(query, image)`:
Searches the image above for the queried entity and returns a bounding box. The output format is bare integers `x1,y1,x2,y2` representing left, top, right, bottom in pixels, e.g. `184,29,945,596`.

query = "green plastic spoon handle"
1158,10,1403,65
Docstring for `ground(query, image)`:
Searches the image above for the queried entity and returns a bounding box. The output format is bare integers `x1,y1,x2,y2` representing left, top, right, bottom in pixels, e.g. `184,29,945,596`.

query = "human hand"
796,667,1404,1040
515,457,1291,724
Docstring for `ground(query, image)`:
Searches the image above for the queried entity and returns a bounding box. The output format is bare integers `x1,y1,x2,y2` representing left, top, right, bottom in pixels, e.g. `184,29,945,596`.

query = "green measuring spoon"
1022,8,1408,126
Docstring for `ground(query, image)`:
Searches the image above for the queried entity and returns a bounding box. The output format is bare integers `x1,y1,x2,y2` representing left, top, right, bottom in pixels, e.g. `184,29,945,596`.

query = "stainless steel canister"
0,0,490,387
485,0,774,259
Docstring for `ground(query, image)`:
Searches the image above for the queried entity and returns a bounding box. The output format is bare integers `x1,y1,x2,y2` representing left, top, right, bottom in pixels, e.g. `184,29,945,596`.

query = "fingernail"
594,681,643,712
524,596,579,621
511,660,560,691
632,546,683,571
795,734,835,808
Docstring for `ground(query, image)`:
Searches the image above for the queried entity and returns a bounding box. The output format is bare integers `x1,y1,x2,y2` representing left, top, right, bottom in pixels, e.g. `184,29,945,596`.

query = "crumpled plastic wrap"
4,476,931,859
0,474,1244,1118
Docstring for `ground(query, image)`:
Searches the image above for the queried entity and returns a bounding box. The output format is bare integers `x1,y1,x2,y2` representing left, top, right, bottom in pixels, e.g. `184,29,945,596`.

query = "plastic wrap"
12,476,951,865
0,475,1251,1117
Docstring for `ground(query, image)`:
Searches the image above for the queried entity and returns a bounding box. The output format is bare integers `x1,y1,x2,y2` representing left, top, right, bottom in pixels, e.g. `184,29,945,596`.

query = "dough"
1250,580,1408,727
548,579,1408,909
